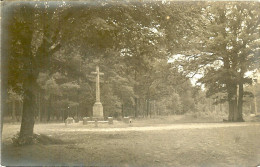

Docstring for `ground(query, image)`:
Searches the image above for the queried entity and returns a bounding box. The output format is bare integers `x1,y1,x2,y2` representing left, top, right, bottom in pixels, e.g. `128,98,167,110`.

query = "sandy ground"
1,121,260,167
46,121,260,132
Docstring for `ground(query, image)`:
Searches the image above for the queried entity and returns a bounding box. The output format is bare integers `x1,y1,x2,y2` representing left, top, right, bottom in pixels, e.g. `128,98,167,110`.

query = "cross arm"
91,72,97,74
100,73,104,76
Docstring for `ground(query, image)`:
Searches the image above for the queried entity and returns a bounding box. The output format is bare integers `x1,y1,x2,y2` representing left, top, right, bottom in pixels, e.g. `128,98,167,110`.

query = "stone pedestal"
108,117,113,124
123,117,130,123
65,117,74,125
83,117,90,125
94,119,98,127
93,102,103,118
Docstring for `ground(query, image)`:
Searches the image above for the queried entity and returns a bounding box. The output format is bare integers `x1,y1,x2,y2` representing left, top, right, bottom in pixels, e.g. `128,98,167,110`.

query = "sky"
168,54,260,88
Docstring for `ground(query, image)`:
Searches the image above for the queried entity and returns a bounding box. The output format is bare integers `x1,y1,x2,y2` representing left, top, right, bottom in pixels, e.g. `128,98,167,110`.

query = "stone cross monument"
91,66,104,118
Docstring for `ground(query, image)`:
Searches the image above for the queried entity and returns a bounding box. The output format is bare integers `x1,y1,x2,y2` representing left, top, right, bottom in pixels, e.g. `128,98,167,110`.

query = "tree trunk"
254,88,258,115
134,69,138,118
18,19,38,142
228,100,234,121
227,84,239,121
237,82,244,121
19,47,38,144
146,100,148,117
233,85,239,121
227,84,234,121
223,57,239,122
19,79,36,143
142,99,145,118
233,96,238,121
62,109,65,122
214,99,217,112
47,95,52,122
134,98,138,118
38,92,41,122
149,101,151,118
121,104,124,117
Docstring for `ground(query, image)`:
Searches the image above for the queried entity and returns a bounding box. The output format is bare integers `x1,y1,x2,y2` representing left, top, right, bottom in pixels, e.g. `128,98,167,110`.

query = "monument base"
93,101,104,119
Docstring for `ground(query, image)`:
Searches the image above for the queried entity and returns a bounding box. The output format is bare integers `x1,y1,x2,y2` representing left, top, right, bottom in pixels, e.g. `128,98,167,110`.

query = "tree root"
12,133,64,146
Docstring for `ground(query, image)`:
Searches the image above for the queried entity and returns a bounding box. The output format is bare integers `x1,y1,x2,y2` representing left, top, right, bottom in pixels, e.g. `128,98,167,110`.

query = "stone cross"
91,66,104,118
91,66,104,102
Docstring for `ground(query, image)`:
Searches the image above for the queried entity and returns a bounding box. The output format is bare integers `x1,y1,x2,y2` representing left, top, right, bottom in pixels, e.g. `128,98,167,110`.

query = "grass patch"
2,122,260,166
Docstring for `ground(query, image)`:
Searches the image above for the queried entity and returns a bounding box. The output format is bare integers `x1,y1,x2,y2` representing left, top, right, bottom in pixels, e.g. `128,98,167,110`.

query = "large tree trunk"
227,84,234,121
233,99,239,121
228,100,234,121
19,74,37,144
224,57,235,122
17,8,37,143
227,84,239,122
237,82,244,121
20,90,35,140
19,38,37,143
233,86,239,121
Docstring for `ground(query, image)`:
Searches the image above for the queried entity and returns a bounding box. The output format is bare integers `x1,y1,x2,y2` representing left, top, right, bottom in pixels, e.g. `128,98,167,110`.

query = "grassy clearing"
1,118,260,167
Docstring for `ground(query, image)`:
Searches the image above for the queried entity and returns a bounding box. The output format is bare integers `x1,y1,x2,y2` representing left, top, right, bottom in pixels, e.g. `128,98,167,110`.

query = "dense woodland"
2,1,259,143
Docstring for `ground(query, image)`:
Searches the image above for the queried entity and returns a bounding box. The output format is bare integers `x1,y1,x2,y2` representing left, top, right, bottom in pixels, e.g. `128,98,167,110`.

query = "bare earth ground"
1,116,260,167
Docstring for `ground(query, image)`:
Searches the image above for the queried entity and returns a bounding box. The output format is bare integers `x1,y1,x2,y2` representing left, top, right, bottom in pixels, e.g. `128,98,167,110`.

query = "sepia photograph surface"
1,1,260,166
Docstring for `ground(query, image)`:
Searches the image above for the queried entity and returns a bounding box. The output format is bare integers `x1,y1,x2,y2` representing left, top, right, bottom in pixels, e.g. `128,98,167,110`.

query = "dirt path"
48,122,260,132
2,122,259,139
